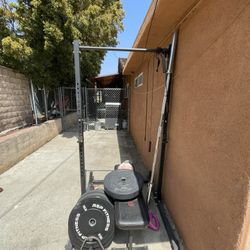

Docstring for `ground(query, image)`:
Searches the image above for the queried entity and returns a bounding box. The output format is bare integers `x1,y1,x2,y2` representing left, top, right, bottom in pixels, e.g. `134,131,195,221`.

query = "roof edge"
123,0,158,73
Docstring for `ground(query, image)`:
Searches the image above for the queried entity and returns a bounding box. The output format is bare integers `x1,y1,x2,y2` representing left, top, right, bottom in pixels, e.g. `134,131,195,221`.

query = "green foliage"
0,0,124,88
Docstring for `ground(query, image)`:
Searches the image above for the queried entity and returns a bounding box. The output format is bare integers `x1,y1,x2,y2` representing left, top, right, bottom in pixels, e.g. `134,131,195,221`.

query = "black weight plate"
104,170,144,201
82,190,116,249
80,225,114,250
79,191,115,249
80,216,115,250
68,190,115,250
69,193,114,250
80,189,115,248
80,218,115,250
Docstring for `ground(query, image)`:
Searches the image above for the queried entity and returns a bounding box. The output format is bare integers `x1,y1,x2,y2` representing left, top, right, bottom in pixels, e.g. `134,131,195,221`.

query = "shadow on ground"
0,128,171,249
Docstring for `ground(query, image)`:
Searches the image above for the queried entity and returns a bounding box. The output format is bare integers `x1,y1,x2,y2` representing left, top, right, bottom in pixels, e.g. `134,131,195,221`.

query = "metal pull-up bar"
79,45,165,53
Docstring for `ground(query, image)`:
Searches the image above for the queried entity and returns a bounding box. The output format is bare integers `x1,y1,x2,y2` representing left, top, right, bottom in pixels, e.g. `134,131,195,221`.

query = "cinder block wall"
0,66,32,132
0,119,62,174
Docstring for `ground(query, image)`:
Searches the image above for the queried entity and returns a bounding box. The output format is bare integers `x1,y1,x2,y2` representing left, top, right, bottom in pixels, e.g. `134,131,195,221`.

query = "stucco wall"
0,66,33,132
127,0,250,249
129,56,165,183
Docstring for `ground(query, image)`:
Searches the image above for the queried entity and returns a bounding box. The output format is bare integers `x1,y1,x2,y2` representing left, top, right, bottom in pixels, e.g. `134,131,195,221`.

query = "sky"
99,0,152,76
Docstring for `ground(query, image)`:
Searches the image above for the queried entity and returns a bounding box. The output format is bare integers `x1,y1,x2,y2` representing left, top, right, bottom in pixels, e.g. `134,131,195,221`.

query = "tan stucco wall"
127,0,250,249
129,55,165,181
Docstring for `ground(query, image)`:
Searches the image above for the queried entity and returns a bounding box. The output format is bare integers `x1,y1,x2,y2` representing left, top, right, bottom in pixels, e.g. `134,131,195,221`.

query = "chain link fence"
30,86,76,123
33,87,127,130
85,88,126,130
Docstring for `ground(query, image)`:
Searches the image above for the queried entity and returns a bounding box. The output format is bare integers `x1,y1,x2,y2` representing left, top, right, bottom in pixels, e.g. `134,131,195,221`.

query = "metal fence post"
73,40,86,194
84,87,89,131
58,87,64,117
62,87,66,115
30,80,38,125
43,85,48,120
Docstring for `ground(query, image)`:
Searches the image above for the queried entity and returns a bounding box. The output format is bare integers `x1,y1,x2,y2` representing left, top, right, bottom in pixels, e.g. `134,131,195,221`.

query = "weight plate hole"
89,218,97,227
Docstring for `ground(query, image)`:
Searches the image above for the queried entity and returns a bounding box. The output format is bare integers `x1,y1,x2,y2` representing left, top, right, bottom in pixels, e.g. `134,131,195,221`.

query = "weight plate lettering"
68,190,115,250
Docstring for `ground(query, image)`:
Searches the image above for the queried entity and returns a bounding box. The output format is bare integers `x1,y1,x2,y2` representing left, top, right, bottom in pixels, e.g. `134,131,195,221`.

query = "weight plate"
68,190,115,250
79,190,115,249
104,170,144,201
78,190,115,249
86,192,115,247
69,193,114,250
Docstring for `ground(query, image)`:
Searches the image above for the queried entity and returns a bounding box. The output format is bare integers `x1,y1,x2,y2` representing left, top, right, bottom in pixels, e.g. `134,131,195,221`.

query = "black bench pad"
115,195,149,230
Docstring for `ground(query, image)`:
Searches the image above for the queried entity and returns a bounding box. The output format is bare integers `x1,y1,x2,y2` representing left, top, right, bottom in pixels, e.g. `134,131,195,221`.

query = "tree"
0,0,124,88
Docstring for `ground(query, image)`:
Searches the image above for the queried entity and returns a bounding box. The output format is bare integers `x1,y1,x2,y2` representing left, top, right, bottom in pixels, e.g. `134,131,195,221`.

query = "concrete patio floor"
0,130,172,250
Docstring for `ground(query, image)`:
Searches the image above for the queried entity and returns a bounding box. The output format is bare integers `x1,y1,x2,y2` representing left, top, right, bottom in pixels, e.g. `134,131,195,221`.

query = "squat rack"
73,41,169,194
73,31,179,249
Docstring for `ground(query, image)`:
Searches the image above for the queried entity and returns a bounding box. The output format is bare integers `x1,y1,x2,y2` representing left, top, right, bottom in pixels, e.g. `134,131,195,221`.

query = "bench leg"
126,232,133,250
